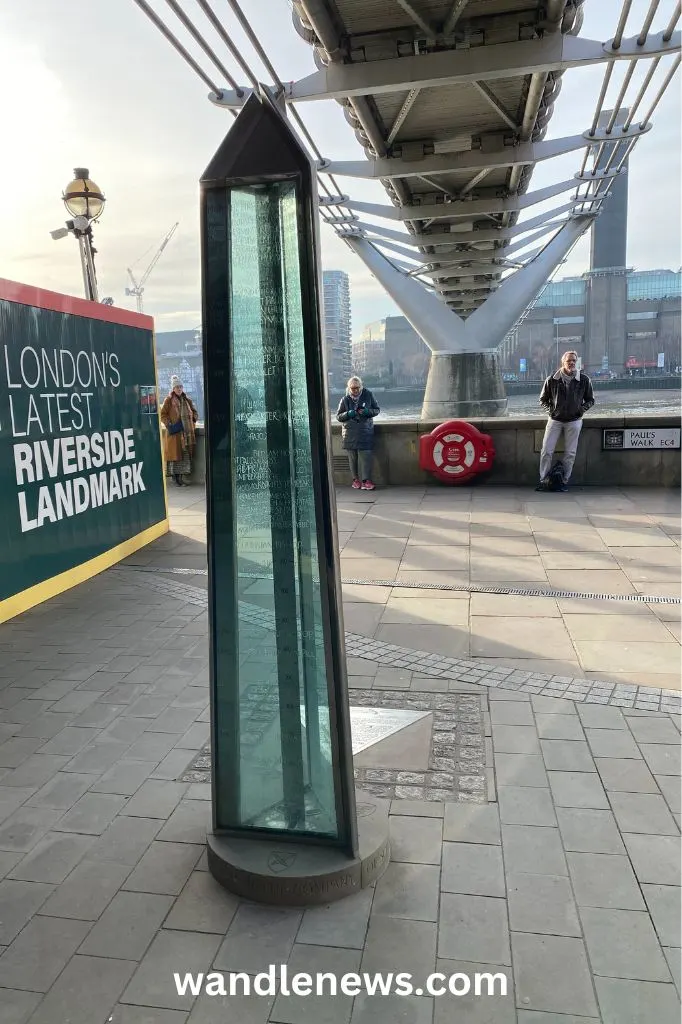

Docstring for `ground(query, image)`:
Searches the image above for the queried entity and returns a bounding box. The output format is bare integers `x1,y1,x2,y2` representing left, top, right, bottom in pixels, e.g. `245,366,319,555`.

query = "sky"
0,0,679,339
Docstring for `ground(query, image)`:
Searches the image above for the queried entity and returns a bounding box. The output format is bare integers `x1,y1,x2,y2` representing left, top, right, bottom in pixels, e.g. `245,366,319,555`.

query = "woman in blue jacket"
336,376,380,490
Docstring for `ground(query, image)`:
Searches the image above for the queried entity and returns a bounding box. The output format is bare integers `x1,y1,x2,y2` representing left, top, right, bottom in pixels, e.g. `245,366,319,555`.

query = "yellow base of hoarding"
0,517,169,625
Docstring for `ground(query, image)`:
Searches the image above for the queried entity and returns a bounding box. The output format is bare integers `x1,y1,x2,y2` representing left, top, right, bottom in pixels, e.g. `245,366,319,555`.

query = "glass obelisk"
200,92,358,859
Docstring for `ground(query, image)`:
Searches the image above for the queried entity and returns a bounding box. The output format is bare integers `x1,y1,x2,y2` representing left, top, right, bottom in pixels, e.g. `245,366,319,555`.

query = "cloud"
155,310,201,326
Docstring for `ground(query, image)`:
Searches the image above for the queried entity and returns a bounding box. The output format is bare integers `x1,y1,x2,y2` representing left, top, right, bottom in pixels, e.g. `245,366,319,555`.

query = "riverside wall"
187,413,681,488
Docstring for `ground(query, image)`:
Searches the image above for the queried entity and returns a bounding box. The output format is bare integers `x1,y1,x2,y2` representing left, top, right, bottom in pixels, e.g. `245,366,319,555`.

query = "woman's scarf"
170,393,195,454
179,395,195,453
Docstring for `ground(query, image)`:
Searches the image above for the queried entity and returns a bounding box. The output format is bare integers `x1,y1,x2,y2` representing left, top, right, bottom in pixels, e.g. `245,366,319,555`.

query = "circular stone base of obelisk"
206,791,390,906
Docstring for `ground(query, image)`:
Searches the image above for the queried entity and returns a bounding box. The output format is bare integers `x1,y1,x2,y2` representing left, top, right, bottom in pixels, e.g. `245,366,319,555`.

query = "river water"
370,389,681,422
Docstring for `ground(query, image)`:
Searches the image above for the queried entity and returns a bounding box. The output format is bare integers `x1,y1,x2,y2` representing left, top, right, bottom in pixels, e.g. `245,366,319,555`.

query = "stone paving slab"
121,482,681,704
0,486,679,1022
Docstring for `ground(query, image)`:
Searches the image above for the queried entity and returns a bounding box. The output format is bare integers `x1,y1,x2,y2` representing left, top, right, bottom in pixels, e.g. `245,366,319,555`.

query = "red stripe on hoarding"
0,278,154,331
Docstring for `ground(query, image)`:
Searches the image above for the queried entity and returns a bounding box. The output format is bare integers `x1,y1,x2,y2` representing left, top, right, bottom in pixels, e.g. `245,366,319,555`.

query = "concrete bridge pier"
422,350,507,420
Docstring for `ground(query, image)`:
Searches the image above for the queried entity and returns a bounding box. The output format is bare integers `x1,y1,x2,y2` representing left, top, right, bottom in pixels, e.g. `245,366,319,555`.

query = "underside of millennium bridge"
134,0,680,417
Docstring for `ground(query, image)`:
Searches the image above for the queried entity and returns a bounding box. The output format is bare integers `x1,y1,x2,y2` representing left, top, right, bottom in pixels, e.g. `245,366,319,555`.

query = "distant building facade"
322,270,352,388
352,320,387,378
500,269,681,377
353,315,429,385
155,329,205,419
501,117,681,377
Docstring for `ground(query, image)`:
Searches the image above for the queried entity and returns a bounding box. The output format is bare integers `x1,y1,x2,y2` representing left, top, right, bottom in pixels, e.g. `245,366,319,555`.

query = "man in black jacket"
537,351,595,491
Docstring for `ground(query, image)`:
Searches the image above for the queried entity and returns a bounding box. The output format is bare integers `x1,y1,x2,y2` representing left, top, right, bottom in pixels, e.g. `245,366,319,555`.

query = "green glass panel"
213,181,337,838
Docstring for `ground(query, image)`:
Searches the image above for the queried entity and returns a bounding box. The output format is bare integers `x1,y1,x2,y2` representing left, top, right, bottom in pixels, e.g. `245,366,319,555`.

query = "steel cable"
663,1,681,39
580,7,674,207
586,58,639,178
195,0,260,87
638,52,681,124
638,0,662,45
613,0,634,48
623,56,662,126
132,0,222,94
589,63,615,136
161,0,243,92
135,0,345,210
606,60,638,131
585,53,680,211
132,0,680,251
222,0,344,202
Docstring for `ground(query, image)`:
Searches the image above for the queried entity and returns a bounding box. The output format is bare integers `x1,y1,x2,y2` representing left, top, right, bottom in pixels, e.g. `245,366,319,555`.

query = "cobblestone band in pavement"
181,688,488,805
123,569,682,714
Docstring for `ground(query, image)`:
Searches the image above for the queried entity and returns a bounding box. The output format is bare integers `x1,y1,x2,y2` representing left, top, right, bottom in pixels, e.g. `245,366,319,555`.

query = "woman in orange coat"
159,376,199,486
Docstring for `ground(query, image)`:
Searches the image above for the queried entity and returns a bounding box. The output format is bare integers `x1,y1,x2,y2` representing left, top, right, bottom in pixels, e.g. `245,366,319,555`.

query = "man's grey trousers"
540,418,583,482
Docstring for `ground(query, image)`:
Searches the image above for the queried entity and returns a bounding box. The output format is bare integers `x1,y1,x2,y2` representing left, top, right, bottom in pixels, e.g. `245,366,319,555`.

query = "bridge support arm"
344,236,467,354
342,215,594,355
465,215,595,349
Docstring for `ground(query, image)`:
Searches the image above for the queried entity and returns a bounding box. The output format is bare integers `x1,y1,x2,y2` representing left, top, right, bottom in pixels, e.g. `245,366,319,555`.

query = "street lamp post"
50,169,106,302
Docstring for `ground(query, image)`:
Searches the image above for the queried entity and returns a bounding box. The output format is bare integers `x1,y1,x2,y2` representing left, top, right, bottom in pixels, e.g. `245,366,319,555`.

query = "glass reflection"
216,182,337,838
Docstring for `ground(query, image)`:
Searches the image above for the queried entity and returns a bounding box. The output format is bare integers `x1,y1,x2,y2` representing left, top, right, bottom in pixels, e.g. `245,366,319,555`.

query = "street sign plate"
603,428,681,450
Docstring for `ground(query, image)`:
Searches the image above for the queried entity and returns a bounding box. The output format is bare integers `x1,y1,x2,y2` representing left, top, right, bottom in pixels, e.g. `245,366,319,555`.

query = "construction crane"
125,222,179,314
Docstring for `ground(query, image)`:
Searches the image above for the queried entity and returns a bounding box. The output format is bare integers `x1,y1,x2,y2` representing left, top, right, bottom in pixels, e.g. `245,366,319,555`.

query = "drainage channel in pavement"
118,564,680,605
118,567,682,713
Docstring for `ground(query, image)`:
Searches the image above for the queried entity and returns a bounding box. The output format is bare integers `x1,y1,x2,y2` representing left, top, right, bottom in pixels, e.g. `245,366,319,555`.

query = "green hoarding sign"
0,279,168,622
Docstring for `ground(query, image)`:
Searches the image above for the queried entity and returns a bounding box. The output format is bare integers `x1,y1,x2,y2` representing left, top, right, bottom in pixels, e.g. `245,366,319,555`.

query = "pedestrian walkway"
337,483,681,692
0,484,679,1023
133,483,681,693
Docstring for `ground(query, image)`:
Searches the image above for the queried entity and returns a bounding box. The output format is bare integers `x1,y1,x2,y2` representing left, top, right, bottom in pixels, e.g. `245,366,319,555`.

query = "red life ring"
419,420,495,484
